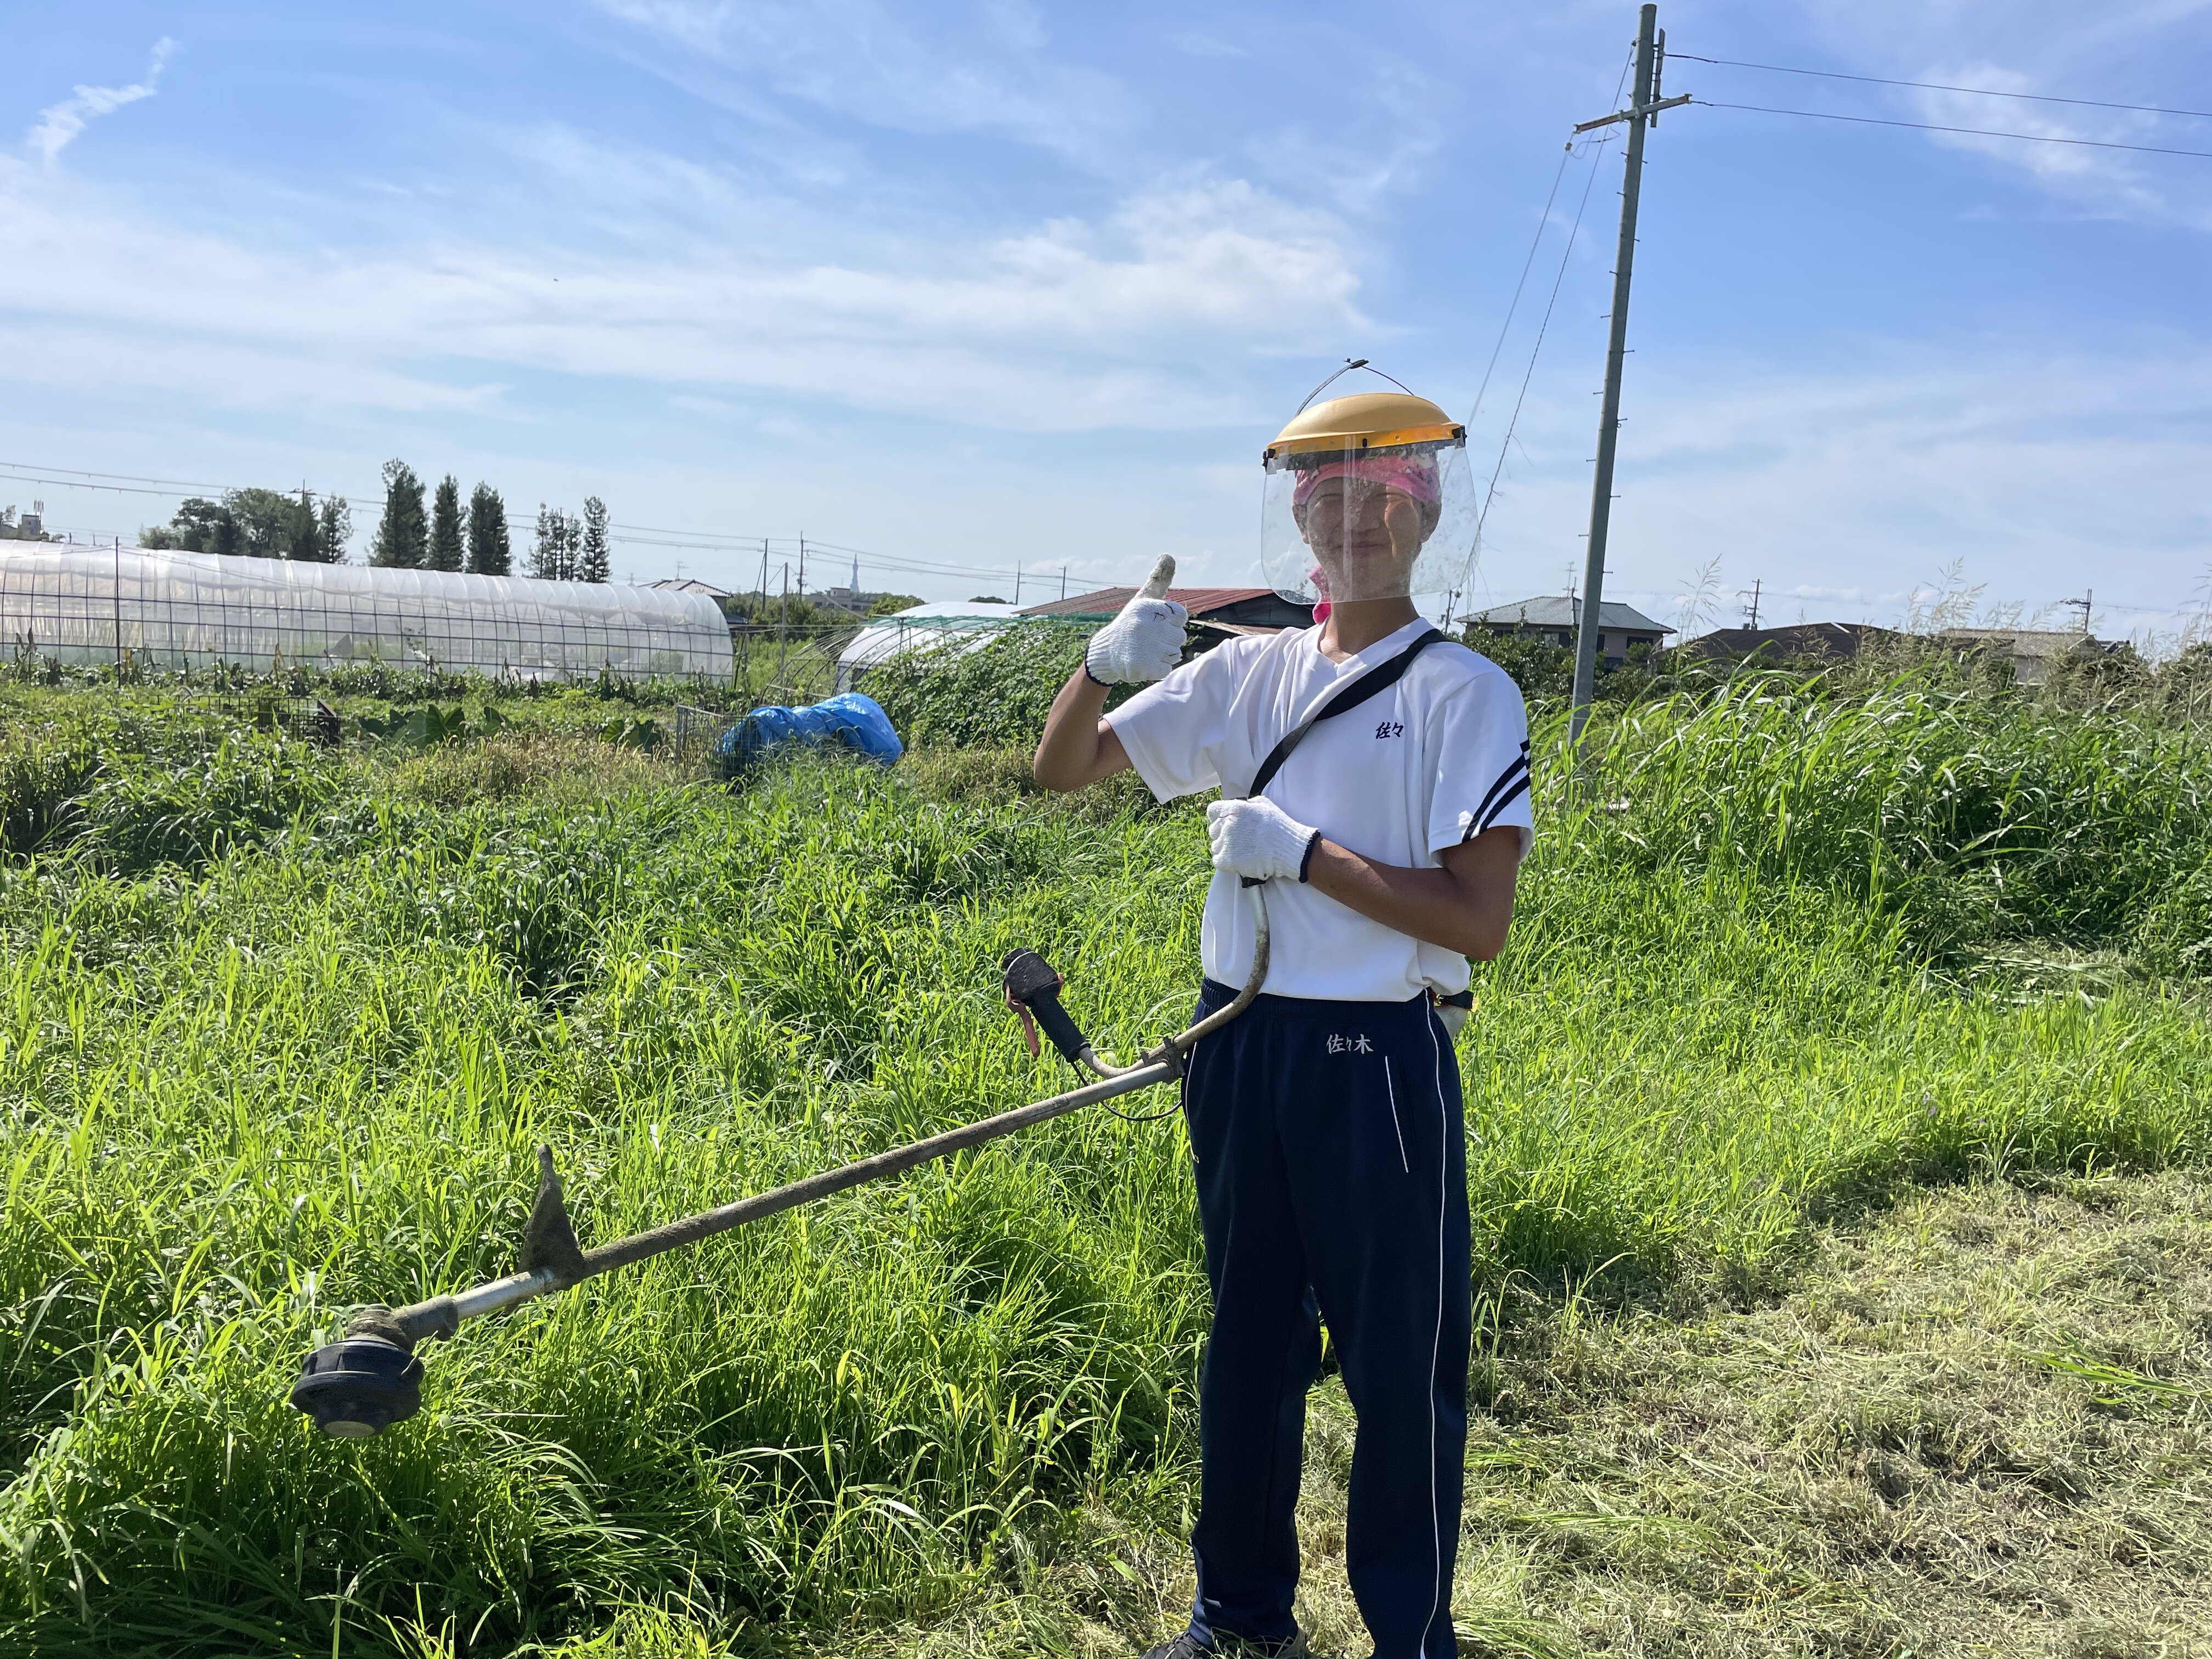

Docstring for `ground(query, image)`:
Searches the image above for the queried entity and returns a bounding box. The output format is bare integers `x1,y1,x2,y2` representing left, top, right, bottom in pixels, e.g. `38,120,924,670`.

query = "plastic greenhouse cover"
0,546,733,680
833,601,1029,692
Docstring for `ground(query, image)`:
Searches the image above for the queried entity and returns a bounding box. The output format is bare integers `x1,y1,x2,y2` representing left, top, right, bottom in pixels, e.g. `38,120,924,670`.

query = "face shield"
1260,390,1477,608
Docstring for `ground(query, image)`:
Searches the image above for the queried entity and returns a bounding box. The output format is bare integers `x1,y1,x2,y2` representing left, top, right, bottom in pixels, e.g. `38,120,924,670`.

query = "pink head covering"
1307,565,1331,624
1291,453,1441,517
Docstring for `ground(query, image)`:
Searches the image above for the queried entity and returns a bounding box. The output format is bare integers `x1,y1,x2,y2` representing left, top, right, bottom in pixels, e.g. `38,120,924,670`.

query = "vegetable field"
1,672,2208,1656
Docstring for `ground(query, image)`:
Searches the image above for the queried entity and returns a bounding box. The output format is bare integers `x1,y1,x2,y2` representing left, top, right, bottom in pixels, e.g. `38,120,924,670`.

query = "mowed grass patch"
0,696,2204,1654
586,1175,2212,1659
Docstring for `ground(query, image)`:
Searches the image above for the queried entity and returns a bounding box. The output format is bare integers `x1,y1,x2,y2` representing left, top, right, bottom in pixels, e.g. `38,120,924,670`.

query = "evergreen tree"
371,460,428,568
578,496,611,583
529,506,584,580
465,483,511,575
529,503,561,580
284,487,322,561
427,475,465,571
313,493,351,562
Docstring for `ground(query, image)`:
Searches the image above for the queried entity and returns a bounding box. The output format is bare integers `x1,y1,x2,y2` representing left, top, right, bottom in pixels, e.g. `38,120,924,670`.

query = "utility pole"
1014,565,1023,606
2063,590,2092,633
1740,578,1763,630
776,562,790,692
1060,566,1068,602
1568,4,1690,745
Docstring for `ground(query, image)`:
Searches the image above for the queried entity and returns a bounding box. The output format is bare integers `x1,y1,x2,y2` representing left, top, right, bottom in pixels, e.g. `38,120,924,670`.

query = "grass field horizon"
1,665,2207,1656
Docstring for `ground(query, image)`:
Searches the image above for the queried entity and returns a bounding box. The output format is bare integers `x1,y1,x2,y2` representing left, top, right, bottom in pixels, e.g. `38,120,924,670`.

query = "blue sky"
3,0,2209,641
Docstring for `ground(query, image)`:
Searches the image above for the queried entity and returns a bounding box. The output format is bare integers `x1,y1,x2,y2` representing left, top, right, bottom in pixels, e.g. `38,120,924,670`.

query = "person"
1031,381,1533,1659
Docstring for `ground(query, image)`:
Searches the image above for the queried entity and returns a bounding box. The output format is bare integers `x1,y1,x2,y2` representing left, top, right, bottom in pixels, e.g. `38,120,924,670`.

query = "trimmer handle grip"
1001,949,1091,1066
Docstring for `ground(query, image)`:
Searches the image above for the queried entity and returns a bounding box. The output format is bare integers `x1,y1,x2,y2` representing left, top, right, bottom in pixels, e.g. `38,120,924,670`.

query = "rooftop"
647,578,732,598
1939,627,2101,658
1020,585,1294,619
1679,622,1895,659
1465,595,1673,635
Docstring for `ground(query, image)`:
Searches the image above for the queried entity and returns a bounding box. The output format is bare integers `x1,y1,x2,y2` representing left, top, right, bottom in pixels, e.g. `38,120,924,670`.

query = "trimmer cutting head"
290,1335,424,1438
290,1146,581,1438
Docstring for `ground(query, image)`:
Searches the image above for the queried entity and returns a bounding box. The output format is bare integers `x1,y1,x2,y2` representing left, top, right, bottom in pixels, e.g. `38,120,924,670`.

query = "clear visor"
1261,437,1479,607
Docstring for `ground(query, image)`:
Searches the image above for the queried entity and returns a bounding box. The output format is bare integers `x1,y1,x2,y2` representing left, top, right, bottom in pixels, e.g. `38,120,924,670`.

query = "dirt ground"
845,1171,2211,1659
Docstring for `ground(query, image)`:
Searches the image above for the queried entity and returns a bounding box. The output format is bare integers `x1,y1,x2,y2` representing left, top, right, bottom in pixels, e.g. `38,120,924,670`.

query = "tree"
280,488,322,561
427,475,464,572
577,496,611,583
968,594,1008,604
531,505,583,580
867,593,923,616
530,504,560,580
143,497,233,552
466,484,510,575
371,460,428,568
140,487,345,558
307,492,350,563
224,487,298,558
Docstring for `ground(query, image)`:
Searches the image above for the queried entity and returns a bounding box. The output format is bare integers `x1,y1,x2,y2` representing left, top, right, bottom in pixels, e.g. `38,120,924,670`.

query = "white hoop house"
0,546,733,680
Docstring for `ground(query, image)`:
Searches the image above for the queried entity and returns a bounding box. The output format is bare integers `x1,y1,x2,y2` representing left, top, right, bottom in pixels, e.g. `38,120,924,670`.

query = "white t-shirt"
1106,619,1534,1002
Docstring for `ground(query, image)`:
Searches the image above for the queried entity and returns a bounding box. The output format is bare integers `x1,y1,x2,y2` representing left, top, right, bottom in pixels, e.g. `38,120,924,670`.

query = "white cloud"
1460,341,2212,634
1781,0,2212,228
24,39,177,164
0,139,1364,432
592,0,1128,161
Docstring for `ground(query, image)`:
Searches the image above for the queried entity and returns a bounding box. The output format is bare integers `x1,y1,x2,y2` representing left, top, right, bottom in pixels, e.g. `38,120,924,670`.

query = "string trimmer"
290,896,1269,1437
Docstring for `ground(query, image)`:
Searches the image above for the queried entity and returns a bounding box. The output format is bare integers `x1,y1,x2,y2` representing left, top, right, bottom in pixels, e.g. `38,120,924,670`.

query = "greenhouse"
0,546,733,680
833,601,1025,691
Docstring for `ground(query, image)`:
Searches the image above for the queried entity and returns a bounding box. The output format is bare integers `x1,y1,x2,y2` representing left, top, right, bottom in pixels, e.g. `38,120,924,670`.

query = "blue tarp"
718,692,904,769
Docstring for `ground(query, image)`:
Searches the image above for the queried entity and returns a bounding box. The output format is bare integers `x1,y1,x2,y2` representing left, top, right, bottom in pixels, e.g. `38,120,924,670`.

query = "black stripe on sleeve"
1477,771,1532,832
1466,743,1532,835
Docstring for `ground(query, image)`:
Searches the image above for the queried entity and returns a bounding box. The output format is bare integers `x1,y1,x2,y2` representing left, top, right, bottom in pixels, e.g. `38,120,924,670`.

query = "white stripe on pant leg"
1384,1058,1409,1174
1421,1010,1448,1656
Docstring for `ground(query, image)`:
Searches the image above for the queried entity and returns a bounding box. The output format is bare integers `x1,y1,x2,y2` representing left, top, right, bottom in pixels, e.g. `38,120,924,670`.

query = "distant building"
1021,585,1314,634
646,578,732,599
1676,622,1897,665
1939,628,2109,686
1,500,50,541
1463,596,1672,668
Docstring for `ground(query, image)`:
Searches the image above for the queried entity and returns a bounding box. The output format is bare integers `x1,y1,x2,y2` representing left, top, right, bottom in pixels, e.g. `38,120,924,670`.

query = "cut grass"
678,1173,2212,1659
0,693,2206,1656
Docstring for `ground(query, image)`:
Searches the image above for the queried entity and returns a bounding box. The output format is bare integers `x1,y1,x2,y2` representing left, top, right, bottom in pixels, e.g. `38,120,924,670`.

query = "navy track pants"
1180,980,1471,1659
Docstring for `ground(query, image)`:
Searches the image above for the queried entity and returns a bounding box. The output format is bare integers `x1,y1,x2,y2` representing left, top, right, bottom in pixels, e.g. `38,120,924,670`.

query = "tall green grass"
1571,676,2212,967
0,676,2205,1654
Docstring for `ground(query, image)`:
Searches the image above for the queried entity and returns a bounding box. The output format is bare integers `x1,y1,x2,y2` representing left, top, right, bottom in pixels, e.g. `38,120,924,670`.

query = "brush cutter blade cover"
1261,390,1476,606
291,1336,424,1438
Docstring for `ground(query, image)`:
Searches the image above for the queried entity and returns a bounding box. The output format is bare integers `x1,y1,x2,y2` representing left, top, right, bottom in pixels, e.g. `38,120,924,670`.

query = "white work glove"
1206,795,1322,884
1084,555,1188,685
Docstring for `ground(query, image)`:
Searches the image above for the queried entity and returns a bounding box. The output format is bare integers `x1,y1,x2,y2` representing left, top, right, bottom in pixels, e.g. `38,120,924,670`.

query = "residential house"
1463,596,1672,668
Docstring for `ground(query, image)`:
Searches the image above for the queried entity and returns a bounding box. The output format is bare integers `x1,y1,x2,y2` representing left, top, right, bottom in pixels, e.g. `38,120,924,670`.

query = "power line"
1468,145,1577,430
1695,100,2212,161
1475,129,1618,552
1470,47,1636,558
1667,52,2212,123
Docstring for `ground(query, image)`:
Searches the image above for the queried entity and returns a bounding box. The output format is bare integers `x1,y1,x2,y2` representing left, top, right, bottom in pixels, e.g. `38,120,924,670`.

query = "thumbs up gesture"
1083,556,1189,685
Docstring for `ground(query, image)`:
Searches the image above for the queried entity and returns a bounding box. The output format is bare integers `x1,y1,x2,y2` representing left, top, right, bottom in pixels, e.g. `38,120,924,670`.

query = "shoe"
1141,1632,1310,1659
